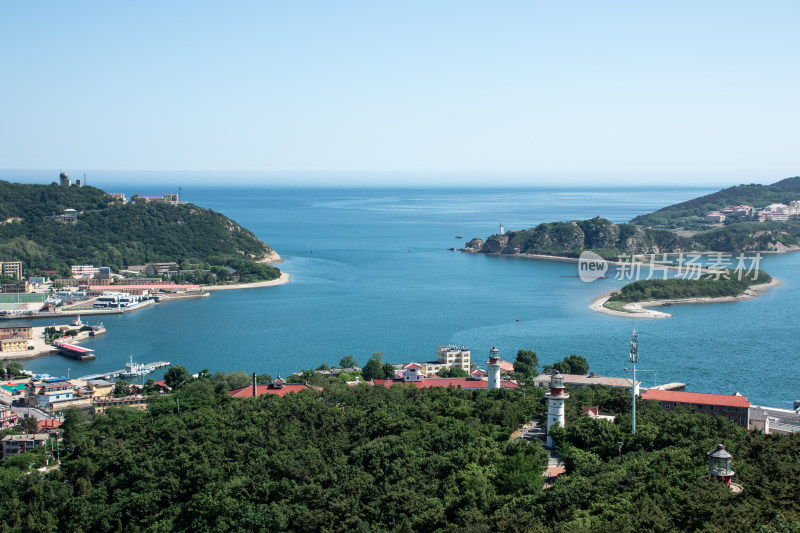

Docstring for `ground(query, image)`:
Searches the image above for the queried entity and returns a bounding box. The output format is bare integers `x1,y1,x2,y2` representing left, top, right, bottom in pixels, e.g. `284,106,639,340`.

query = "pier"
80,361,171,381
53,341,95,360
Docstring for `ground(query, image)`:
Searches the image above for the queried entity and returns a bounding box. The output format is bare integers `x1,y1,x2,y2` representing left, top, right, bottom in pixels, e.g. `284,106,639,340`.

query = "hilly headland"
463,176,800,258
0,178,282,285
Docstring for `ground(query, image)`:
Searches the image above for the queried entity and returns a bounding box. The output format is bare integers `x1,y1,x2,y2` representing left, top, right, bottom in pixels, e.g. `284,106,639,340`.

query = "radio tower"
630,329,639,433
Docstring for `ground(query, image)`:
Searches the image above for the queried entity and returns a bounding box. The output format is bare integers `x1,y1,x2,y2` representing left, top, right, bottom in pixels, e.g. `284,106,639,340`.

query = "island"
590,270,780,318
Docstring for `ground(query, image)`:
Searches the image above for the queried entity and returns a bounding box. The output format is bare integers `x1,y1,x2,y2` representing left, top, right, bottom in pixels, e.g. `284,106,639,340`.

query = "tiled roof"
37,419,62,430
642,389,750,408
372,378,519,390
228,383,309,398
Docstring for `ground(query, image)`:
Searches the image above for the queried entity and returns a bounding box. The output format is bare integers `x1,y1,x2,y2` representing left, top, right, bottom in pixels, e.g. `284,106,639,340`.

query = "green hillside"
1,377,796,532
0,180,280,282
632,176,800,228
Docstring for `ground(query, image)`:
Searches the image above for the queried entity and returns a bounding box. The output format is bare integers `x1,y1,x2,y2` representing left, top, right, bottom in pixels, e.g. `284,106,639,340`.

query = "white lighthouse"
486,346,501,390
544,372,569,448
499,222,505,236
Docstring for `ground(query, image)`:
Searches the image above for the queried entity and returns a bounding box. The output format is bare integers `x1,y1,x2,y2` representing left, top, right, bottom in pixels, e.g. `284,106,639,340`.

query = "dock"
80,361,171,381
53,341,95,360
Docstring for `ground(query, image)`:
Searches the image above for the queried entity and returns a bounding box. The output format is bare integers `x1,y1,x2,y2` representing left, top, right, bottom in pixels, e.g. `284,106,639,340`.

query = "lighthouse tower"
544,372,569,448
499,222,505,236
487,346,501,390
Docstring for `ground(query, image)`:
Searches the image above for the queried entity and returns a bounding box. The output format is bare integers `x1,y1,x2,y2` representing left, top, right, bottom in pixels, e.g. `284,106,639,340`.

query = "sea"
18,185,800,408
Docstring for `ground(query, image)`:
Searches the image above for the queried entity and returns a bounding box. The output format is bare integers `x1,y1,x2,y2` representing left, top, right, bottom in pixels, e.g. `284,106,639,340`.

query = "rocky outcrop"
464,218,693,257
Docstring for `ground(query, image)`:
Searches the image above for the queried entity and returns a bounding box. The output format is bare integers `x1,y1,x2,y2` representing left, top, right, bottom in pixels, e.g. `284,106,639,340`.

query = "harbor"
80,360,171,381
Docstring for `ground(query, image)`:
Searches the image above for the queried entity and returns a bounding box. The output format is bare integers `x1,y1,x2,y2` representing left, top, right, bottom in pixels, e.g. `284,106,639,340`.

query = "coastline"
0,326,95,360
201,271,291,292
589,277,783,319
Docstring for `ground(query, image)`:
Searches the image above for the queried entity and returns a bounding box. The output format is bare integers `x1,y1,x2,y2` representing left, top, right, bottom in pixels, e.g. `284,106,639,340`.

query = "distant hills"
465,176,800,257
0,180,280,281
631,176,800,228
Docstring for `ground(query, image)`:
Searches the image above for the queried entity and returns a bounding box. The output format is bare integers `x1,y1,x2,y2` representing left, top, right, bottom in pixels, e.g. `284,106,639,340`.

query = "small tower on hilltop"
708,444,737,488
59,171,70,187
544,371,569,448
487,346,501,390
499,222,505,236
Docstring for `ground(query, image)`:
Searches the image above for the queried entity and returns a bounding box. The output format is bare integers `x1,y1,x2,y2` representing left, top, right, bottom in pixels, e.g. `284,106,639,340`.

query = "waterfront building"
93,395,148,414
86,379,114,398
1,433,48,457
416,345,472,376
0,321,33,340
544,372,569,448
0,335,29,351
533,372,640,395
641,389,750,427
370,364,519,391
26,379,75,408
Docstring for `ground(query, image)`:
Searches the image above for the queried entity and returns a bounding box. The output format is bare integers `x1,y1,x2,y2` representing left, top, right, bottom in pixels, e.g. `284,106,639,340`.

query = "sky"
0,1,798,187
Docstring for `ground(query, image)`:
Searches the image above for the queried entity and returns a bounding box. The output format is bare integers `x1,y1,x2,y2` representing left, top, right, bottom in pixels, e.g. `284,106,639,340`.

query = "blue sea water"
20,186,800,408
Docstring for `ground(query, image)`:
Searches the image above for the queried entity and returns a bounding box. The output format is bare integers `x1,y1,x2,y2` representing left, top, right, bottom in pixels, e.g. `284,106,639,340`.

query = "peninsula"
0,176,282,287
463,175,800,259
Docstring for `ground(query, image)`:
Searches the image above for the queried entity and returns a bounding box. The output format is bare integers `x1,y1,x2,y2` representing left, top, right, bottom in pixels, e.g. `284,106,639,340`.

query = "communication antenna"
178,187,182,203
83,173,86,186
629,328,639,433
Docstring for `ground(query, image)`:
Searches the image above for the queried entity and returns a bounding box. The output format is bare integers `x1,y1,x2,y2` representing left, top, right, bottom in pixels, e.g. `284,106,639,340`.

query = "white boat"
119,355,150,378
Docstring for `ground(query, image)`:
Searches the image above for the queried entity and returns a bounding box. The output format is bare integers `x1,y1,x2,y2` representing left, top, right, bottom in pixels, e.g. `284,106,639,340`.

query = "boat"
119,355,150,378
455,235,463,239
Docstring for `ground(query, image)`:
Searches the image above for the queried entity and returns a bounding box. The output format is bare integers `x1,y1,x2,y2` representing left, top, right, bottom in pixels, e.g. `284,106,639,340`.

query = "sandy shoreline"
201,271,291,291
589,277,783,319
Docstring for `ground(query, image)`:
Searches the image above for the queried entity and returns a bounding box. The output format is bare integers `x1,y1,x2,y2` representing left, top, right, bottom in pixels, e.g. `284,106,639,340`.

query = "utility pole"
630,329,639,433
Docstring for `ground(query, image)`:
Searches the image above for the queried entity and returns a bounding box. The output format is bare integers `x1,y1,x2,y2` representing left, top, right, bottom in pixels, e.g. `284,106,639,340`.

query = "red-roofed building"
371,376,519,390
228,382,311,398
641,389,750,427
37,419,62,431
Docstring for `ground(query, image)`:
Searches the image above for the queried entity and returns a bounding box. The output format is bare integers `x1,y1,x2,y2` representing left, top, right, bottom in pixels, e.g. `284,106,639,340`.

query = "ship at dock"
119,355,151,378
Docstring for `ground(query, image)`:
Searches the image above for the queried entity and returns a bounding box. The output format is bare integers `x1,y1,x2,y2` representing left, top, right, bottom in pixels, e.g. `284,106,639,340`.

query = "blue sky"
1,1,798,186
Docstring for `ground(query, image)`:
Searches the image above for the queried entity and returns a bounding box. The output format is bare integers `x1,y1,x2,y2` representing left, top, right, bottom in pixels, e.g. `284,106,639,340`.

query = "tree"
437,367,469,378
362,354,387,381
6,362,23,377
339,355,357,368
163,365,190,390
316,363,330,371
513,349,539,381
564,354,589,375
21,416,39,434
112,380,132,397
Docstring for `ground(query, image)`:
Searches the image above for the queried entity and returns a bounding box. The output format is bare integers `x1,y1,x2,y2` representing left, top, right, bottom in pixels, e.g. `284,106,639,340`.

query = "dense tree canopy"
0,180,280,282
0,377,798,532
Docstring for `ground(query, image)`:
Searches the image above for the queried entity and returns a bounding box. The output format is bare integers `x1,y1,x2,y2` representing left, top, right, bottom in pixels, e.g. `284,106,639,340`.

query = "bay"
20,185,799,408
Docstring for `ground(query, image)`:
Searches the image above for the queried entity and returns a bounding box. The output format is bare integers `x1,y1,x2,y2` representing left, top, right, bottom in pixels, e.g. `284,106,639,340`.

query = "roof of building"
94,395,147,404
87,379,113,387
641,389,751,408
53,342,94,353
498,360,515,373
37,419,62,430
228,383,311,398
534,373,638,388
372,377,519,390
2,433,48,442
0,321,32,329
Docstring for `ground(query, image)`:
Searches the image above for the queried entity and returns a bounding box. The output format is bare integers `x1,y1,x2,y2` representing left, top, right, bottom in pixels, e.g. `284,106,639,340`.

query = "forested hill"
632,176,800,228
0,180,280,280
